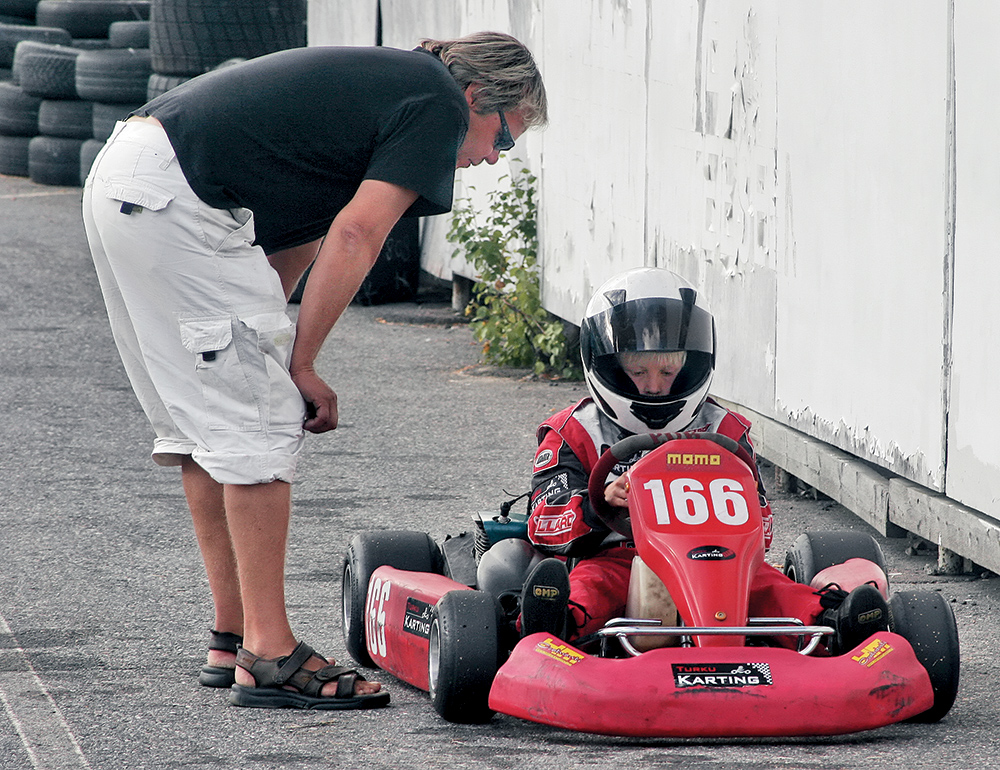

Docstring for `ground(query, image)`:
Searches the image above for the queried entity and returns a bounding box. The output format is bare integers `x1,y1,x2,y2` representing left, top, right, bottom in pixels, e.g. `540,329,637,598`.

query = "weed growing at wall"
448,166,580,379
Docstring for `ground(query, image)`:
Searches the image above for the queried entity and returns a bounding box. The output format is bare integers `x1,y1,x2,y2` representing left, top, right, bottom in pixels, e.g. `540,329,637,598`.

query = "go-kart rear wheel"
889,590,960,722
341,531,444,667
428,590,500,724
783,530,887,585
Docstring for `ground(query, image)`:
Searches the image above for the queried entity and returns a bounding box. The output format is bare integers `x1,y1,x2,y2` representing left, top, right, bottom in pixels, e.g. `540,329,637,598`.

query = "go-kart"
341,432,959,736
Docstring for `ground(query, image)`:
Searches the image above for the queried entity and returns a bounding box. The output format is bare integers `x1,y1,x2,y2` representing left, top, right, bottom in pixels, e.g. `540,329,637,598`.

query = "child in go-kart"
521,267,888,655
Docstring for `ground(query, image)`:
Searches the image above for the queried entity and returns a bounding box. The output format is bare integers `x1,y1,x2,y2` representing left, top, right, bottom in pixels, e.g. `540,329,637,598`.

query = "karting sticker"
672,663,773,688
402,597,433,639
852,637,894,668
687,545,737,561
534,637,584,667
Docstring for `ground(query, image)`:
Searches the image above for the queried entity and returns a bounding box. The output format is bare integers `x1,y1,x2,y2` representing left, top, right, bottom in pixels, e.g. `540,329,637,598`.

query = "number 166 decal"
642,478,751,526
366,576,390,659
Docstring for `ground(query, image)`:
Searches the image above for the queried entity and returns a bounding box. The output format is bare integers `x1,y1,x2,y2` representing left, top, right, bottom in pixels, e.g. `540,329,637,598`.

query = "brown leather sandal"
228,641,390,710
199,629,243,688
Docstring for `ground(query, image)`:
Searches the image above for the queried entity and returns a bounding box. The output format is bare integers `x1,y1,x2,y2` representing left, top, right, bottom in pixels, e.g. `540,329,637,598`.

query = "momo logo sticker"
665,453,722,466
672,663,773,688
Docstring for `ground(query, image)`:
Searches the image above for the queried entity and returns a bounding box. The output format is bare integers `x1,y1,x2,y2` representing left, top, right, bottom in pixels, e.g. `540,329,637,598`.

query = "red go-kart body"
342,433,957,736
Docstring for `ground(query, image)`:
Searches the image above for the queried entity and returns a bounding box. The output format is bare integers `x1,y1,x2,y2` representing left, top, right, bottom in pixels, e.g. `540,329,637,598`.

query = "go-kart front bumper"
489,631,934,737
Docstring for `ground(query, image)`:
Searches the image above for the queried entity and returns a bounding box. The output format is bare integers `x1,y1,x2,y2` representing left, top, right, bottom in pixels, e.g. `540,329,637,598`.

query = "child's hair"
617,350,688,371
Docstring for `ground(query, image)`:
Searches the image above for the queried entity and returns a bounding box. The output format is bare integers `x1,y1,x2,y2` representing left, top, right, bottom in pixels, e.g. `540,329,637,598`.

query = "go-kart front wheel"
890,590,960,722
342,531,444,667
428,590,501,724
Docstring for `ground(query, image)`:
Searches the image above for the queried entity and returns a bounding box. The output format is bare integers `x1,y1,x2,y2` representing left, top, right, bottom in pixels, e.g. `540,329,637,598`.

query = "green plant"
448,166,581,379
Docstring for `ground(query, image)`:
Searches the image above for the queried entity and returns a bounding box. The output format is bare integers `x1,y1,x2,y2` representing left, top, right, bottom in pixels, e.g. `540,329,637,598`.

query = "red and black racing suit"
527,397,824,640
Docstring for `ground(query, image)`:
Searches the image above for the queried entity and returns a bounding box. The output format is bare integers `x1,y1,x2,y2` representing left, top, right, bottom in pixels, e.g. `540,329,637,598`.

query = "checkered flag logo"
749,663,773,685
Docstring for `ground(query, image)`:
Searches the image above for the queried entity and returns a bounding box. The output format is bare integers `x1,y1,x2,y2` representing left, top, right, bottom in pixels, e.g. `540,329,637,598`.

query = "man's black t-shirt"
142,46,469,253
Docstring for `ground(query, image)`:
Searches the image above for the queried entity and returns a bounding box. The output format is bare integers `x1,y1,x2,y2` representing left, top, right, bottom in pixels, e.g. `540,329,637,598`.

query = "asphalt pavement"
2,171,999,770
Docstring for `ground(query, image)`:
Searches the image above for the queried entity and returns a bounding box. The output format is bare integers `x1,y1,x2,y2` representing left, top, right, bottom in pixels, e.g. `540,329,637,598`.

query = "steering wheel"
586,431,751,539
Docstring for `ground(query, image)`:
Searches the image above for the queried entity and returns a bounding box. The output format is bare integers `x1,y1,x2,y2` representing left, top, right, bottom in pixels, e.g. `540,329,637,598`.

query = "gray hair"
419,31,548,128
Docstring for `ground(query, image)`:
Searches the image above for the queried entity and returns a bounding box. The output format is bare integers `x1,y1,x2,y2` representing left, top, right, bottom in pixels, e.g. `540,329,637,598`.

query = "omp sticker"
852,638,894,668
402,597,433,639
672,663,773,688
534,637,584,666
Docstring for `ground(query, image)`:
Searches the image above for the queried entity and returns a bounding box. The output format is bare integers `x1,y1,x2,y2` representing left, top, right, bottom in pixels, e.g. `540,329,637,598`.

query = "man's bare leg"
221,478,380,696
182,457,243,670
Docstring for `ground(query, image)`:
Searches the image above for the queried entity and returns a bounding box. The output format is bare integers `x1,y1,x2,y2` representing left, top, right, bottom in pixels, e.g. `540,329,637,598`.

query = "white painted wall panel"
537,0,649,323
307,0,377,46
649,2,779,415
770,2,950,489
949,2,1000,517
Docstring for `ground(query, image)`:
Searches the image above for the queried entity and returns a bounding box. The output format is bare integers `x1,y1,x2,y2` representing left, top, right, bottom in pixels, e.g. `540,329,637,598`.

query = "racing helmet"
580,268,715,434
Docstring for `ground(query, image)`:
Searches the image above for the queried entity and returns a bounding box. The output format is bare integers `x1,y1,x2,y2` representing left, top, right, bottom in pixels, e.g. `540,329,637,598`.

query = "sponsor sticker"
852,637,894,668
532,510,576,536
664,452,722,466
534,637,584,667
402,596,433,639
534,448,555,470
687,545,737,561
672,663,773,688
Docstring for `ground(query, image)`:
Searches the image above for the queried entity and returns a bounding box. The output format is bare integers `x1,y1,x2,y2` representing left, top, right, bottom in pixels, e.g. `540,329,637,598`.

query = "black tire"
428,590,500,724
108,19,148,48
79,135,102,180
145,70,187,99
38,97,93,137
354,216,421,306
0,80,41,135
890,590,960,722
75,47,150,102
150,0,306,76
0,22,72,68
0,0,39,21
91,99,138,138
0,132,30,175
14,41,82,99
28,134,83,185
69,38,110,51
341,530,444,667
35,0,150,40
783,530,888,586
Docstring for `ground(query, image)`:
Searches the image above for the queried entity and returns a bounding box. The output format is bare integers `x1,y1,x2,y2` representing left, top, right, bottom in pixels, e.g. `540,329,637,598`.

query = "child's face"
619,351,686,397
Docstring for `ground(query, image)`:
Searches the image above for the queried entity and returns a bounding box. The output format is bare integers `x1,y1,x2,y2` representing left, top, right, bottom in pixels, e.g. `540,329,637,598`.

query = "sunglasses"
494,110,515,152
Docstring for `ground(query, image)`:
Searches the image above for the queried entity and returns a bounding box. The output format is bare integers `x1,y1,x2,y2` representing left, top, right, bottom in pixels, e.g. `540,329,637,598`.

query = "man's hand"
292,367,338,433
604,475,630,509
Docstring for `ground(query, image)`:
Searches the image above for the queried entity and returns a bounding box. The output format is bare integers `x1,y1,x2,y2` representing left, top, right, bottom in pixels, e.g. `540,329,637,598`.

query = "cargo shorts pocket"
179,317,262,432
104,177,174,213
239,311,304,428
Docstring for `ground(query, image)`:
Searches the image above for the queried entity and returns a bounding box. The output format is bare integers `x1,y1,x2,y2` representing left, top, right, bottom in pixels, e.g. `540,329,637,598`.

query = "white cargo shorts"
82,119,305,485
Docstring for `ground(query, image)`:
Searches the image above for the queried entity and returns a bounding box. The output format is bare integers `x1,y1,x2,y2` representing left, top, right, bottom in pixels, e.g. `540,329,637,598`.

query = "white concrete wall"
950,2,1000,519
307,1,1000,542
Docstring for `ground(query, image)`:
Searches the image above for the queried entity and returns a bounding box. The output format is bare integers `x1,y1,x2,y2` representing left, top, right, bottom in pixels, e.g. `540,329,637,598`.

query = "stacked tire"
0,0,150,185
147,0,305,98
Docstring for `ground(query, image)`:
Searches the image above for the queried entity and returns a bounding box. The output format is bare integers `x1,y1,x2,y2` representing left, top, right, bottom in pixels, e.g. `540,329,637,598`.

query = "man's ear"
464,83,480,108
